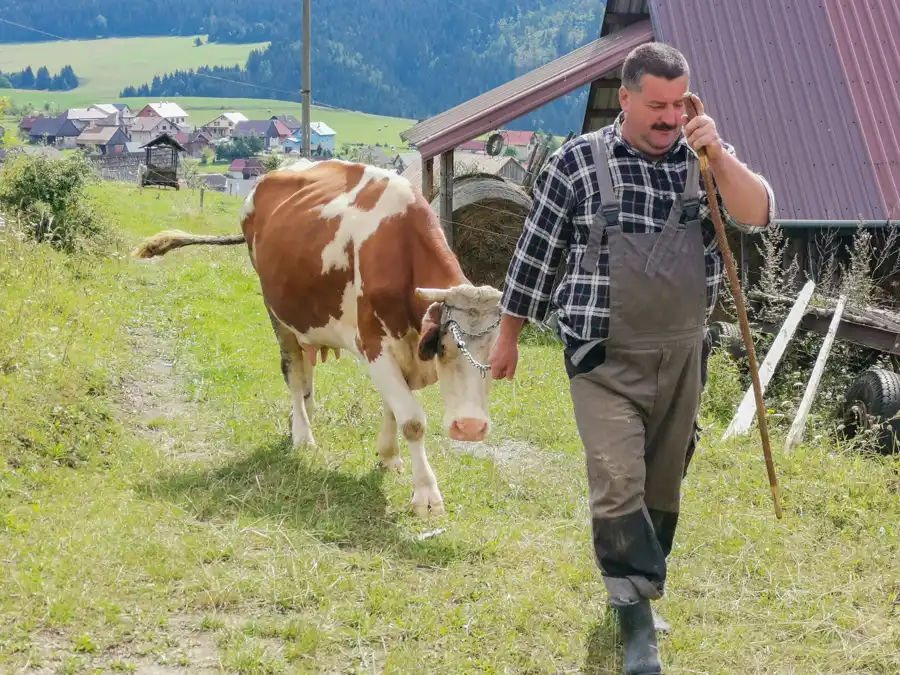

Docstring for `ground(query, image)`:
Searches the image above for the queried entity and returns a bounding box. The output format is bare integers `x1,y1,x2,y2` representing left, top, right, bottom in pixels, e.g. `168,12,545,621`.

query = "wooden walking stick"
683,94,783,519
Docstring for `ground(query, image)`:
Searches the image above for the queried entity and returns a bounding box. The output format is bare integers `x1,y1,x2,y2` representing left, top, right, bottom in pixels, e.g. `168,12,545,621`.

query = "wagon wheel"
707,320,746,359
485,133,505,157
839,367,900,454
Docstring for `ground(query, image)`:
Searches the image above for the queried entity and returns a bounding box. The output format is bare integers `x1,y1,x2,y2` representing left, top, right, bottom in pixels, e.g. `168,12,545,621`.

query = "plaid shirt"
501,113,776,348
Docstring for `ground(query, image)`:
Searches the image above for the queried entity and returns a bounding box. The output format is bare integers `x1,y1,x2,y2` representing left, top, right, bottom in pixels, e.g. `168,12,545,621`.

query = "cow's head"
415,284,503,443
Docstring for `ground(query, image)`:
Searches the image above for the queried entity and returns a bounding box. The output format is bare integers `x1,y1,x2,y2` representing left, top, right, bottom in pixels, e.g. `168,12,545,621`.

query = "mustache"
651,122,678,131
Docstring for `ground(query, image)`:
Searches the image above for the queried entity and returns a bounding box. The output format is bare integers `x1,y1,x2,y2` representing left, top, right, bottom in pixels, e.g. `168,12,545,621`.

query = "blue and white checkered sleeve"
500,149,574,322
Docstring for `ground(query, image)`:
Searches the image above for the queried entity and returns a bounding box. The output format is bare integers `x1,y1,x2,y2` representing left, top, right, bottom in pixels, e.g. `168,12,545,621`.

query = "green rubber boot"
615,599,662,675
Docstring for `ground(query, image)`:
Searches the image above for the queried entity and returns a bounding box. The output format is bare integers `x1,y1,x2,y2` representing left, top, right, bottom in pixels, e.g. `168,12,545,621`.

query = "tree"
21,66,35,89
35,66,51,90
2,128,23,147
194,37,203,47
95,14,107,35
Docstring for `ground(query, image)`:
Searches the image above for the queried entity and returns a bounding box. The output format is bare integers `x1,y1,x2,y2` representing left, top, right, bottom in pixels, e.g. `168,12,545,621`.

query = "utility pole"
301,0,311,159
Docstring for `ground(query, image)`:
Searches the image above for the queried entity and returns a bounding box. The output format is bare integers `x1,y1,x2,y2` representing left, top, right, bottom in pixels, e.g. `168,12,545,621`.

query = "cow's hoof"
291,430,316,448
411,486,445,517
378,456,404,471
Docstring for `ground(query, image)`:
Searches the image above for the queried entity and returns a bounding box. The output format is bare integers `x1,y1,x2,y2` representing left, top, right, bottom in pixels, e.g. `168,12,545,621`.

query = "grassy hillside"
0,36,267,101
1,36,419,148
0,174,898,673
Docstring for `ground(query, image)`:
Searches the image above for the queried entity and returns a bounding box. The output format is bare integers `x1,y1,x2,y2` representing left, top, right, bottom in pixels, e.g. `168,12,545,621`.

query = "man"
489,43,775,674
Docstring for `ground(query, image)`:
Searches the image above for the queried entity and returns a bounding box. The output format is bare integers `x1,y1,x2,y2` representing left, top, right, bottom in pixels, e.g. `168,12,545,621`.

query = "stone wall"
90,152,145,183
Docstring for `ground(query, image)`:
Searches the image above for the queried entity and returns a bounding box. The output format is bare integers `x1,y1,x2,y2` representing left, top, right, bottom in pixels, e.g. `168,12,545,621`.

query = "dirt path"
19,273,229,674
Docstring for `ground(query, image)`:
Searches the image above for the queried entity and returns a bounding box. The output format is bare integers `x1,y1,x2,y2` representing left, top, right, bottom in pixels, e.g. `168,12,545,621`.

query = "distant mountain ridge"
1,0,607,135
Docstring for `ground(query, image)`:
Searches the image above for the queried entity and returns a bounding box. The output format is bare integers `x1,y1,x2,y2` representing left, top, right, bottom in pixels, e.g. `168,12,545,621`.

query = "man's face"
619,74,689,156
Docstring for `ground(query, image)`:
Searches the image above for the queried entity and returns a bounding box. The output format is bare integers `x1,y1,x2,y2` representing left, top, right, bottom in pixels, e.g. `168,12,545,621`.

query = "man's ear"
417,302,443,361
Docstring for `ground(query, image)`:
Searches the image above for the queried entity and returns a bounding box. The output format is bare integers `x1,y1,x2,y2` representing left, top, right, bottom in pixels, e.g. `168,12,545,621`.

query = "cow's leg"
367,353,443,516
267,309,315,446
375,402,403,471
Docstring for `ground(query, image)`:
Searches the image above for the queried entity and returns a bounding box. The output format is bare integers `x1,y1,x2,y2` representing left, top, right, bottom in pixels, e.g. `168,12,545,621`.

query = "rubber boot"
615,599,662,675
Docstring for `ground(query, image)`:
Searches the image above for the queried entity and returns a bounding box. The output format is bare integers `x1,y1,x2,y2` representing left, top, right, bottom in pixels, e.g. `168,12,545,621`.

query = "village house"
128,115,184,146
75,125,130,154
135,101,189,127
64,108,110,124
174,130,216,157
282,121,337,155
498,130,537,159
233,119,292,149
27,114,84,148
271,114,302,133
227,158,265,179
18,116,41,135
197,112,248,140
89,103,135,128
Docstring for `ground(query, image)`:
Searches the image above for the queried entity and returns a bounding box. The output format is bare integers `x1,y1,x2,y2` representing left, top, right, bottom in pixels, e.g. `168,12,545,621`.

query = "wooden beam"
601,12,647,35
784,295,847,452
724,279,816,439
422,156,434,202
440,150,454,249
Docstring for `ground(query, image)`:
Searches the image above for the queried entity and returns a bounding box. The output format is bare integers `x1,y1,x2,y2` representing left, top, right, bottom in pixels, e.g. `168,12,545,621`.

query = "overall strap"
644,153,703,276
580,131,619,273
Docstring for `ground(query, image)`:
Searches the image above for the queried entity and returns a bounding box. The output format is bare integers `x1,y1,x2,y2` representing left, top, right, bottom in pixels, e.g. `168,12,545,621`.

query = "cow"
133,158,504,517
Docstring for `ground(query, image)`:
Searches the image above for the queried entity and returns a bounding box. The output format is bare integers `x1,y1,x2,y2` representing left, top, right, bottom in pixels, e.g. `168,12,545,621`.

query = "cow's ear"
417,302,443,361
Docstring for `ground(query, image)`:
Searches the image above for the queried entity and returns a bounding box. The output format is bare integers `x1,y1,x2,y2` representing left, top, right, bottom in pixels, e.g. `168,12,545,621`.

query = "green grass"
1,181,899,673
1,35,420,149
0,36,268,101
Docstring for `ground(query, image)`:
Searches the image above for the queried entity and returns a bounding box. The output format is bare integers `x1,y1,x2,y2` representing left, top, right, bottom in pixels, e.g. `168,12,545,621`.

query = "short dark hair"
621,42,690,91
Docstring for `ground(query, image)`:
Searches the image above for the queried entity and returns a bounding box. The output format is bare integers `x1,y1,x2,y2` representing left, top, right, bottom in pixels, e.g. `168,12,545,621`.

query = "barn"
400,0,900,293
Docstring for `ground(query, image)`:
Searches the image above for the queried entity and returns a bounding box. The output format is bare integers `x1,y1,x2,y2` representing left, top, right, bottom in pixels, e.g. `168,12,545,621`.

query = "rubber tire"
840,368,900,455
707,321,746,359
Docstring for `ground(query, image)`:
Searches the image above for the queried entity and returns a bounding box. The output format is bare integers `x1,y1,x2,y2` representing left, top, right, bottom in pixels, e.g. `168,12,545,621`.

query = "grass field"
1,35,420,148
1,179,899,674
0,36,268,102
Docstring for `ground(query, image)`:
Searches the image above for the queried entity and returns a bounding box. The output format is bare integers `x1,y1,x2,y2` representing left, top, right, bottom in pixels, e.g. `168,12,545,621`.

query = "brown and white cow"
133,158,504,516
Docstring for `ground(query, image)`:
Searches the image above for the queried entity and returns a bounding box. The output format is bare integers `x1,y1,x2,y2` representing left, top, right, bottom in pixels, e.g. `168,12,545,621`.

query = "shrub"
0,150,114,253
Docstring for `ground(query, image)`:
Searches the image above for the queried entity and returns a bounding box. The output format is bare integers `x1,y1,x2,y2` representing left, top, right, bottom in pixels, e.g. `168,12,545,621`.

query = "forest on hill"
1,0,607,134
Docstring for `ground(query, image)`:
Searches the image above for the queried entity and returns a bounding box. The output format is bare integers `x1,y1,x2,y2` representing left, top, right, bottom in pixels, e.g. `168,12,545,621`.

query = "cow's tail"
132,230,246,258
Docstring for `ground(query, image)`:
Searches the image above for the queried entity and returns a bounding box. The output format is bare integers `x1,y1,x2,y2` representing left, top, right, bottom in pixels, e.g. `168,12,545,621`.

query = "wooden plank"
784,295,847,452
754,312,900,356
724,279,816,439
440,150,454,249
422,157,434,202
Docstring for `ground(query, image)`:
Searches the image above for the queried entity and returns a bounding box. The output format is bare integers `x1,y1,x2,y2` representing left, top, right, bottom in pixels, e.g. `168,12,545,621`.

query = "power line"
0,17,69,41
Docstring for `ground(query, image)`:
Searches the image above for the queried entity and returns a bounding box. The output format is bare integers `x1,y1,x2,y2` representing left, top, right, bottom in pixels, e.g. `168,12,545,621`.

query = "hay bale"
431,173,531,288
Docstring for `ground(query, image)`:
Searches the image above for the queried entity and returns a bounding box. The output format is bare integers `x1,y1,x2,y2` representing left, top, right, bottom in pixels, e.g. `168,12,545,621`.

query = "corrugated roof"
29,116,65,137
129,116,166,132
77,125,123,143
823,0,900,219
90,104,119,115
401,153,524,190
222,112,248,123
66,108,109,121
399,19,654,160
650,0,896,220
147,102,188,119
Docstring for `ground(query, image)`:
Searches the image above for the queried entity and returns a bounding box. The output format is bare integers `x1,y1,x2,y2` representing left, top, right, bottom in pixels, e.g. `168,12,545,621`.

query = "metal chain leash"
443,304,501,377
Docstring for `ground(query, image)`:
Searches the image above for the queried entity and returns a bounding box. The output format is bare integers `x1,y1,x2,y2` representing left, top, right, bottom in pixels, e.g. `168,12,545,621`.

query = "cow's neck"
409,224,468,327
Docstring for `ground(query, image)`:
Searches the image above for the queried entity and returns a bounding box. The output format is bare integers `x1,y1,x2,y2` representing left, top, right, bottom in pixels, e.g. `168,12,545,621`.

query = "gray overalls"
567,131,706,606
